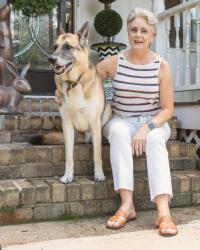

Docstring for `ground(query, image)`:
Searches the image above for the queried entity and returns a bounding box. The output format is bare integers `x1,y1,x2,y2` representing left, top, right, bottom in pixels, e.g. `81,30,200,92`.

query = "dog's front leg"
91,119,105,181
60,115,75,184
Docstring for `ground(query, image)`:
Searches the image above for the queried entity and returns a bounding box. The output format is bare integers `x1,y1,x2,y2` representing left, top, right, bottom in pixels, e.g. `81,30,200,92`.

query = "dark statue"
0,5,13,87
0,5,31,114
0,60,31,114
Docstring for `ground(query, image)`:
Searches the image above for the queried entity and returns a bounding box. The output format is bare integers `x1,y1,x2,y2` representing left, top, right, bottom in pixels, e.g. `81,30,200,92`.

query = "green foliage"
94,9,122,39
11,0,59,17
98,0,116,4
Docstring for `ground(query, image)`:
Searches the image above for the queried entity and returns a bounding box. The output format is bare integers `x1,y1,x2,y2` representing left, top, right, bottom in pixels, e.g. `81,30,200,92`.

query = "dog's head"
48,22,89,75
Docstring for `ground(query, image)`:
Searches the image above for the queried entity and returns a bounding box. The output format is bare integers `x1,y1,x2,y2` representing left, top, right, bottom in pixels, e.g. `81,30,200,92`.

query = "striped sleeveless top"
112,53,161,117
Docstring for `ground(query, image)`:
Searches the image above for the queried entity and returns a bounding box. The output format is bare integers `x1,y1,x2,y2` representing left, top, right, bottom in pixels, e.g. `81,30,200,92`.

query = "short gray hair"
127,8,158,34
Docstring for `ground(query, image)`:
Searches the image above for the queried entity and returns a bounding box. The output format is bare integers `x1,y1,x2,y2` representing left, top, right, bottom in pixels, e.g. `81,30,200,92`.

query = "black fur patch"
30,135,43,145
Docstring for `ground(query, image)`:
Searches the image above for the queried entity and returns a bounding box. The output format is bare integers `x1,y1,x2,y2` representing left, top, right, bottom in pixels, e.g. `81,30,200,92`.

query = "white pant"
103,116,173,202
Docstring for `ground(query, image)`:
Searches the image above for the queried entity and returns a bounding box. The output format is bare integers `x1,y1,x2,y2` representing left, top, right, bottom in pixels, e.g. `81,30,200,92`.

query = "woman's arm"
96,55,118,80
151,59,174,126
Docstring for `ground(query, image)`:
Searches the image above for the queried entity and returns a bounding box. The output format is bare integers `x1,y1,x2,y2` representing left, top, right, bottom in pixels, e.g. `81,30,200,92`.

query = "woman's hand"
131,124,150,157
55,89,63,105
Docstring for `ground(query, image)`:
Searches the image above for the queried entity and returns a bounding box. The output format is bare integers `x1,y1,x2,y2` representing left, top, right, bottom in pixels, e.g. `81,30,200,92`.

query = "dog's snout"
48,55,57,64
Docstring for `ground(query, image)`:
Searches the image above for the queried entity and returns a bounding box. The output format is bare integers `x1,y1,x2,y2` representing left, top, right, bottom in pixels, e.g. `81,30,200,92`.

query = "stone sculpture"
0,5,31,114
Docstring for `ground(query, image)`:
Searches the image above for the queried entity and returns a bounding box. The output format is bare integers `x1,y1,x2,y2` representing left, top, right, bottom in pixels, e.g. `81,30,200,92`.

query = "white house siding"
75,0,151,63
175,105,200,129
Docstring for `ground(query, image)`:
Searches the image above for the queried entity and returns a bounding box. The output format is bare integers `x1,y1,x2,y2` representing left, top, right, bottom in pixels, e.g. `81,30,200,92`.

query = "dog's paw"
60,174,73,184
94,171,105,182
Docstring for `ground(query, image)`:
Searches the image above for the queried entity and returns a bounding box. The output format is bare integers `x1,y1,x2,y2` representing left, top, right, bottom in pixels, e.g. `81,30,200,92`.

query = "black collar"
64,80,79,96
64,72,84,96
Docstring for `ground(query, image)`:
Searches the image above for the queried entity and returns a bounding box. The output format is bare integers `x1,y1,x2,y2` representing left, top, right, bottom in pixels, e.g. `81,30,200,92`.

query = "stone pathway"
1,206,200,249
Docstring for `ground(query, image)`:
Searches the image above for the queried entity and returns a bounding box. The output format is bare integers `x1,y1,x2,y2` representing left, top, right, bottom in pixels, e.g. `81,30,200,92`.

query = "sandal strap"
159,221,177,230
108,209,129,224
157,215,177,230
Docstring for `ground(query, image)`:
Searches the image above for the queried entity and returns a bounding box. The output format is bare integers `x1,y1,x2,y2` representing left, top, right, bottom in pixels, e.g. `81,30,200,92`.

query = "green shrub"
11,0,59,17
94,0,122,42
94,9,122,39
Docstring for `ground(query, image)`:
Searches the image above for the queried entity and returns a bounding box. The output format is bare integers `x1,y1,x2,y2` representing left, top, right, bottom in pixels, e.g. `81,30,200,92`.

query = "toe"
106,220,120,229
160,227,177,236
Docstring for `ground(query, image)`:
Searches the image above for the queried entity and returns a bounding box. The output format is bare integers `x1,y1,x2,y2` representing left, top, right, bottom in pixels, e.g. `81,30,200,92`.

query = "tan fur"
44,22,112,183
43,132,64,145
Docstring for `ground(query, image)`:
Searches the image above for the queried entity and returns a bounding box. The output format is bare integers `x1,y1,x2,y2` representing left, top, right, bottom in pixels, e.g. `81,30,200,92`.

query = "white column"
151,0,166,58
152,0,165,14
196,4,200,85
175,12,180,87
185,8,191,86
166,16,171,62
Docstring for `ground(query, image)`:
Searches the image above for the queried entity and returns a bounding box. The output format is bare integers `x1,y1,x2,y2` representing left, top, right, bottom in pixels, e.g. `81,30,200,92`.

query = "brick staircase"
0,96,199,225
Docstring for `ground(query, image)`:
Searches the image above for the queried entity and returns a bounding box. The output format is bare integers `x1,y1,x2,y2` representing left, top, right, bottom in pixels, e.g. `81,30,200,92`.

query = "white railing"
156,0,200,91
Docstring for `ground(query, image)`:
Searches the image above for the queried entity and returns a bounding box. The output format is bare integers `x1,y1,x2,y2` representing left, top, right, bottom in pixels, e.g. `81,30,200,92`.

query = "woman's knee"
146,129,165,147
106,120,131,141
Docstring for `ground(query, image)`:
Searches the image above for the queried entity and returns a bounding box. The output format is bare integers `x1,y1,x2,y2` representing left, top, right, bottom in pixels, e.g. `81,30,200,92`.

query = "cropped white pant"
103,116,173,202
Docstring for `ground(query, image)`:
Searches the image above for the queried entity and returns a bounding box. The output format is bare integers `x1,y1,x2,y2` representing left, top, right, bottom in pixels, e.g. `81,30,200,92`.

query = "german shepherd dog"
43,22,112,183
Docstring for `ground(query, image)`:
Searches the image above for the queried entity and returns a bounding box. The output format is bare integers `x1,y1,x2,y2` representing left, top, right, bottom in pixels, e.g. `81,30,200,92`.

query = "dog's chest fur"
59,83,91,132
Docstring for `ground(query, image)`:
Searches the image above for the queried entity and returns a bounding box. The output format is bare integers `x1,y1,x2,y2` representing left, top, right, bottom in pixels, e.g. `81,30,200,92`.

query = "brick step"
0,115,178,143
0,114,60,143
0,170,199,225
19,96,58,113
0,142,196,179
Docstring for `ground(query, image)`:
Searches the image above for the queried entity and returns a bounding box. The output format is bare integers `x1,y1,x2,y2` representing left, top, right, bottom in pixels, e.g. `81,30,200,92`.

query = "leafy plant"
11,0,58,17
94,0,122,43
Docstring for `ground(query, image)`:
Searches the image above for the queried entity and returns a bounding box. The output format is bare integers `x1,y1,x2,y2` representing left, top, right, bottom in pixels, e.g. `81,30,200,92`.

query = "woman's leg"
146,123,177,235
103,118,136,228
154,194,170,218
154,194,177,236
146,123,172,202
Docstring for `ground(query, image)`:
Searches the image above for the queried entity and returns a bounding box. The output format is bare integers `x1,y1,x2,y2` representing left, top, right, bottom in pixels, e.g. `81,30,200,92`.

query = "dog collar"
64,80,79,96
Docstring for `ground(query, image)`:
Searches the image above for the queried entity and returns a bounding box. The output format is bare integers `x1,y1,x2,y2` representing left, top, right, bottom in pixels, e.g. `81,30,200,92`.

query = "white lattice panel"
179,129,200,159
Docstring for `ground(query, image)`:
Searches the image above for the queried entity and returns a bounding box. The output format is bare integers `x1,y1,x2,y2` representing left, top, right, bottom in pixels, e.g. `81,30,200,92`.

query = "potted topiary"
91,0,127,61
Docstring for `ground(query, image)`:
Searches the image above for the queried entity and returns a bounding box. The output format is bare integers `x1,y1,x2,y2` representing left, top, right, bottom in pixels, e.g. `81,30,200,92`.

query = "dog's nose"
48,55,57,64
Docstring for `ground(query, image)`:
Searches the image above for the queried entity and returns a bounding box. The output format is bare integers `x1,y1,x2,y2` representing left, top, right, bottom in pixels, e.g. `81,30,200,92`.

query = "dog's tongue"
54,62,73,75
54,65,66,74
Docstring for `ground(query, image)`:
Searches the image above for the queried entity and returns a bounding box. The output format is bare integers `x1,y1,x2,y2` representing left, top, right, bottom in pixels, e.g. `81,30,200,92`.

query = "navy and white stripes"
112,53,161,117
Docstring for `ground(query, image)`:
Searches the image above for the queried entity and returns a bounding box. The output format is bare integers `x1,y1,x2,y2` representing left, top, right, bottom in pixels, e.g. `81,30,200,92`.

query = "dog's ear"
59,23,65,35
77,22,89,47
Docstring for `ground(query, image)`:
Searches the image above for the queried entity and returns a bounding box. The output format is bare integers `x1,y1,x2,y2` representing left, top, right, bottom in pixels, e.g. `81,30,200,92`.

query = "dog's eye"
63,44,72,50
53,44,58,51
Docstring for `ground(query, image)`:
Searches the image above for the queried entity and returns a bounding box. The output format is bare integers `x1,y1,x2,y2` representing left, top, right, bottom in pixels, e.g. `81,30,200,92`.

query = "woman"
56,7,178,236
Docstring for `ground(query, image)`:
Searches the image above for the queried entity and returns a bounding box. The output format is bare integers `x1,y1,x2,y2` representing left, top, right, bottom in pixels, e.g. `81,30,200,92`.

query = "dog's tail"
30,132,64,145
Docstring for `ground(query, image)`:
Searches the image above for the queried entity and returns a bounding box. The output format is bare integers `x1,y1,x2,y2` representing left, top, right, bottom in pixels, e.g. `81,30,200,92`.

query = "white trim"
174,85,200,91
158,0,200,18
74,0,79,32
24,95,55,99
